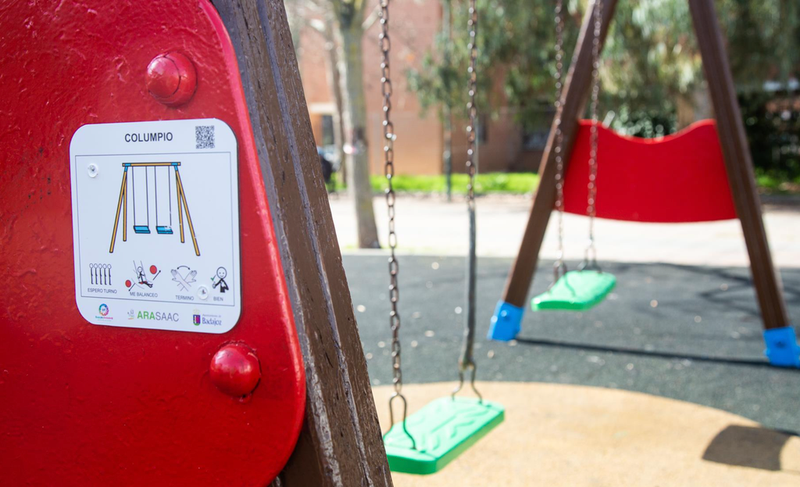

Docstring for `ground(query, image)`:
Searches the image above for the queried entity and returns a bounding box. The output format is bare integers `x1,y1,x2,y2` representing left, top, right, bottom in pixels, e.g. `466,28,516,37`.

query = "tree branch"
361,4,381,31
307,18,327,33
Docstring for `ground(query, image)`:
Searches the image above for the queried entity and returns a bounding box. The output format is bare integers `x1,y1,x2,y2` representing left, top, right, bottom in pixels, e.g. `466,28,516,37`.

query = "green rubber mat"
383,397,505,475
531,270,616,311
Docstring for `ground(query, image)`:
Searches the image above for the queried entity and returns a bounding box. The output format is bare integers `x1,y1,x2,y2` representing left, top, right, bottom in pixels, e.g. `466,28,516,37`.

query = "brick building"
296,0,543,176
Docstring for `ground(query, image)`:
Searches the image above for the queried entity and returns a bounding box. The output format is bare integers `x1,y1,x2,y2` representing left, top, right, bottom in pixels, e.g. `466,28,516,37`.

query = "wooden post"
688,0,789,330
499,0,618,308
213,1,393,485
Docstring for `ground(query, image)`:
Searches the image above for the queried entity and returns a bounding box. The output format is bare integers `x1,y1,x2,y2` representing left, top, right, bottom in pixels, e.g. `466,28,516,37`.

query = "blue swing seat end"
487,301,523,342
763,327,800,368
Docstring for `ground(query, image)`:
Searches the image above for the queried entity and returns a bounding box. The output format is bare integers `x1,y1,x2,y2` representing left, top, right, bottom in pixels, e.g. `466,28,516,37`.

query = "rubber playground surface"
343,255,800,485
373,382,800,486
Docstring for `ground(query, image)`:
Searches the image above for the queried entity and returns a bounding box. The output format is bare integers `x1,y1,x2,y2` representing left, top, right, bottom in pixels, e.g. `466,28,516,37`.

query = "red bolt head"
145,52,197,107
209,343,262,398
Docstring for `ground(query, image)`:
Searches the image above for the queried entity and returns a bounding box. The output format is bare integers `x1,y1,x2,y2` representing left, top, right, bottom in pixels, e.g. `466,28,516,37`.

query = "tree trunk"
323,23,347,188
676,85,713,130
693,84,713,120
336,20,379,248
443,109,453,201
284,0,303,63
442,0,453,202
332,79,347,187
675,93,695,130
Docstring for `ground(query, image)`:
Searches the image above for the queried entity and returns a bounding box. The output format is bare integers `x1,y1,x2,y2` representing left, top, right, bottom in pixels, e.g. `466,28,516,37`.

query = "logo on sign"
135,310,180,322
95,303,113,321
190,309,223,327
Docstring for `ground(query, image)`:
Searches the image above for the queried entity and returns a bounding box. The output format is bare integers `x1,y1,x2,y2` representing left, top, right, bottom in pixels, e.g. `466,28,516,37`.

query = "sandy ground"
373,382,800,487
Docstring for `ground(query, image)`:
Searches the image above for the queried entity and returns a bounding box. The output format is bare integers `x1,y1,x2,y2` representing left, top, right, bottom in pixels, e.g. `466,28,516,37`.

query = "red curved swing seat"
562,119,736,222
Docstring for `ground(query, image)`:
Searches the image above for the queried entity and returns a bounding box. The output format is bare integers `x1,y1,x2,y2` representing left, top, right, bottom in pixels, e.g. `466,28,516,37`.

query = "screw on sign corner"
145,52,197,107
209,343,262,399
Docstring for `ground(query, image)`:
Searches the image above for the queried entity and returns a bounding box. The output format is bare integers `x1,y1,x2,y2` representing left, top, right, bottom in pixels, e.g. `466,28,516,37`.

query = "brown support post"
688,0,789,331
489,0,618,341
213,1,393,485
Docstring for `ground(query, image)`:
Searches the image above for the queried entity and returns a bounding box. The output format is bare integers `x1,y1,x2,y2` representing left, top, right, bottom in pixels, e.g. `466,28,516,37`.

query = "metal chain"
464,0,478,212
379,0,415,450
583,0,603,270
453,0,482,402
552,0,567,283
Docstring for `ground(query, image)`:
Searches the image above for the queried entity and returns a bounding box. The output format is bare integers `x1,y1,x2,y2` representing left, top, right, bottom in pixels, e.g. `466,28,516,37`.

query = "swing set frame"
489,0,799,368
175,0,800,485
109,162,200,256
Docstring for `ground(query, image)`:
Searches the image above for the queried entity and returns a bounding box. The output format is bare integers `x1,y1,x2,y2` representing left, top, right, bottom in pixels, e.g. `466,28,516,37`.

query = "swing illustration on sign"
125,261,161,290
109,162,200,256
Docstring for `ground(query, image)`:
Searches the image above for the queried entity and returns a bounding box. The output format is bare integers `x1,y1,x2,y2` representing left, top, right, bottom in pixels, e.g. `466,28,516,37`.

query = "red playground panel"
563,120,737,222
0,1,305,485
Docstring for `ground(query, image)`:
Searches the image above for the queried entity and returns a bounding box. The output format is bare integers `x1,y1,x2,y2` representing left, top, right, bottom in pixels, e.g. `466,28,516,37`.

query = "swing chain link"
552,0,567,283
380,0,400,396
454,0,483,403
583,0,603,272
380,0,416,450
465,0,478,212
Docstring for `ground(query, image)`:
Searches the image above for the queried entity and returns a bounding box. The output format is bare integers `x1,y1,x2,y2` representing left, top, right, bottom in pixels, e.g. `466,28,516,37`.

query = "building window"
522,108,554,151
522,129,549,151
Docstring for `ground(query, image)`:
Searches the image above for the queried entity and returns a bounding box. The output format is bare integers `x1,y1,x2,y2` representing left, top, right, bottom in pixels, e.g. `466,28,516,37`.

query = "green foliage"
741,90,800,185
407,0,800,134
756,172,800,194
370,172,540,194
603,0,800,117
407,0,573,129
609,106,677,137
600,1,697,119
331,169,798,195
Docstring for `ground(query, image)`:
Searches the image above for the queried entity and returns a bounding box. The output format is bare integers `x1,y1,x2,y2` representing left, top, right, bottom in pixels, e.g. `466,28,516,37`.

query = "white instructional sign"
69,119,241,333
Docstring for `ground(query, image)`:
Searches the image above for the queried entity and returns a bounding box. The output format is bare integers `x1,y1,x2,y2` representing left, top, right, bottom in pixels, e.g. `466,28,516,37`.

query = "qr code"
195,125,215,149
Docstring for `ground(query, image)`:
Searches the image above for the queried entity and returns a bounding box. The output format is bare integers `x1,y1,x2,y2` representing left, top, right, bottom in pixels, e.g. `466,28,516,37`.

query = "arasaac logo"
135,309,180,322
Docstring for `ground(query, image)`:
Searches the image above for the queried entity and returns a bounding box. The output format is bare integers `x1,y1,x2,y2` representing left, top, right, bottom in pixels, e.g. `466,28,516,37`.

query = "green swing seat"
383,397,505,475
532,269,616,311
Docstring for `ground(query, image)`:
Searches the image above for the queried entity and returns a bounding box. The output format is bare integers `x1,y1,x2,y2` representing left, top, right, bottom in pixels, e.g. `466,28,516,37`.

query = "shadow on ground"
704,425,799,472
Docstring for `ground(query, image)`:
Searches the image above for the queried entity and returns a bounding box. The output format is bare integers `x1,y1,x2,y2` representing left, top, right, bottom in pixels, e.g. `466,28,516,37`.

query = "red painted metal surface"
146,52,198,107
563,120,737,222
0,1,305,485
210,343,262,398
